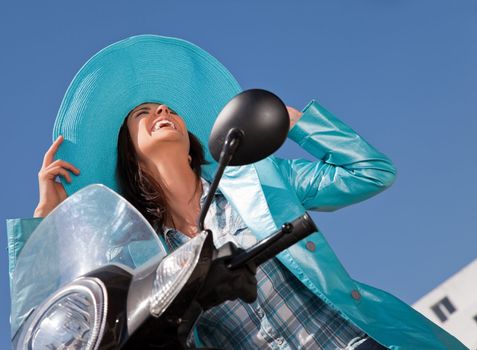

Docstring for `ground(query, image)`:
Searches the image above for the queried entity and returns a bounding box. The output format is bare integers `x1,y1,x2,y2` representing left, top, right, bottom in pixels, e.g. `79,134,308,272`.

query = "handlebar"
227,213,318,269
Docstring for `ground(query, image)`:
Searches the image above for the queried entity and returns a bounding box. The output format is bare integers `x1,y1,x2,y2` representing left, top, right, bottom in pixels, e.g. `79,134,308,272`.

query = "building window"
430,296,456,322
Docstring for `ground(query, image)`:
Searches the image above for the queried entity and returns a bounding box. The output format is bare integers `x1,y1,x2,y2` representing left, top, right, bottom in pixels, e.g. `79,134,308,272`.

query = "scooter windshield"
10,184,167,337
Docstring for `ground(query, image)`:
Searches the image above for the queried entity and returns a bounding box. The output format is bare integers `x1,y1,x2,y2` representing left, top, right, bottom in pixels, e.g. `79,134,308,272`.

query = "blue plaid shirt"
164,179,368,350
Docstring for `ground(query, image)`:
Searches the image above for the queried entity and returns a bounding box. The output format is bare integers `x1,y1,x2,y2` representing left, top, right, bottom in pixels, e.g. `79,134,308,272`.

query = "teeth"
153,120,176,131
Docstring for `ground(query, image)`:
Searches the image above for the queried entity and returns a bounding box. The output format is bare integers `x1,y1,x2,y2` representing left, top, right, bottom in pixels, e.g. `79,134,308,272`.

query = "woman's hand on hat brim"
34,136,80,218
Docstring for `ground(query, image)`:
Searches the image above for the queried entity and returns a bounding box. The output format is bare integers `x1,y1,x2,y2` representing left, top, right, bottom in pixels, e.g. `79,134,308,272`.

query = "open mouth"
152,119,177,132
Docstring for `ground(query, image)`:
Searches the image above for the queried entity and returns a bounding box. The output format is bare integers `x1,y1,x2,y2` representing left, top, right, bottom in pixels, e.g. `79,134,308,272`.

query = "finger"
40,166,72,183
42,135,64,168
54,182,68,201
245,262,257,275
56,168,72,183
237,277,257,303
286,106,302,129
241,288,258,303
49,159,80,175
286,106,300,114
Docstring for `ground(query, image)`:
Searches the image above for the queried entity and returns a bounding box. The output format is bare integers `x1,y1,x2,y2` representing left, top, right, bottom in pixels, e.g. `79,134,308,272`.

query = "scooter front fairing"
11,184,168,347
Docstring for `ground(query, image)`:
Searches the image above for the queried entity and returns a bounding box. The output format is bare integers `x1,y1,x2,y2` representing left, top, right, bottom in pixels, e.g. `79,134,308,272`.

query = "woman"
8,35,465,349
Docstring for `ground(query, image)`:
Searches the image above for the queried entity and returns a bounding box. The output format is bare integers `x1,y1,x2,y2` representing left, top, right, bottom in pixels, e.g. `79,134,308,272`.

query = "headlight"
149,231,207,317
20,278,107,350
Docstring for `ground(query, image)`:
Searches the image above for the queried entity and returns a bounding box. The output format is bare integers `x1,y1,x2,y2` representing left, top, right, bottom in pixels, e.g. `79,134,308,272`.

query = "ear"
188,155,192,164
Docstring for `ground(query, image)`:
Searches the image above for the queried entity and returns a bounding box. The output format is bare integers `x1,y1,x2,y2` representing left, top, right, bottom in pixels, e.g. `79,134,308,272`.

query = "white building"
413,259,477,349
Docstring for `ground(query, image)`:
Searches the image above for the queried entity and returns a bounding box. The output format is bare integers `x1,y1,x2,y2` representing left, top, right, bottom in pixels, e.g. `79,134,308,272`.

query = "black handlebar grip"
228,213,318,270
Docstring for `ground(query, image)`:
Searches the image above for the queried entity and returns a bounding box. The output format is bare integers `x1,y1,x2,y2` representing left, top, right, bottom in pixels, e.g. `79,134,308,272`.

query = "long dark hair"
116,116,207,229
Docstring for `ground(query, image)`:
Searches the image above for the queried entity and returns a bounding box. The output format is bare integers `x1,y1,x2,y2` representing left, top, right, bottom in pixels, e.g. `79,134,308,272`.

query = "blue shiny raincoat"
7,100,466,349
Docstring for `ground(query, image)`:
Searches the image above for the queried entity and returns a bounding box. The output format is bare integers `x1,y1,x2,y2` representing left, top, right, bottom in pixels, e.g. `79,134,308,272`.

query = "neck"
142,150,202,237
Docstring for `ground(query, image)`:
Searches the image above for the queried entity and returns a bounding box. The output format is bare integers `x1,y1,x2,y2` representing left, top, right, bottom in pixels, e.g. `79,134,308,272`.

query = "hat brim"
53,35,241,195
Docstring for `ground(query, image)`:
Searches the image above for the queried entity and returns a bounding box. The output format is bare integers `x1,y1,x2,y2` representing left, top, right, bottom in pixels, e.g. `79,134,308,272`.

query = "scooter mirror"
208,89,290,166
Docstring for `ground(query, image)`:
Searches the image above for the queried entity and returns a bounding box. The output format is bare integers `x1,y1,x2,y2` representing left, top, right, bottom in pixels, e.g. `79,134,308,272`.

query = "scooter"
11,89,318,349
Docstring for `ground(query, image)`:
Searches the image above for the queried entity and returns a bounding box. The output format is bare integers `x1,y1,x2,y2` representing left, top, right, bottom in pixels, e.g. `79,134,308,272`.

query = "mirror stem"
198,128,243,231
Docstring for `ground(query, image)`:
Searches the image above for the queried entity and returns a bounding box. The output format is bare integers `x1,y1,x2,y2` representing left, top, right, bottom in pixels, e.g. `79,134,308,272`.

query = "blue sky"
1,0,476,346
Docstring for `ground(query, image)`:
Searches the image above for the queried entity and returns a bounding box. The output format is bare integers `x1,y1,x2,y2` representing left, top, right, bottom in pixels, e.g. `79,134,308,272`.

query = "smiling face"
126,102,190,163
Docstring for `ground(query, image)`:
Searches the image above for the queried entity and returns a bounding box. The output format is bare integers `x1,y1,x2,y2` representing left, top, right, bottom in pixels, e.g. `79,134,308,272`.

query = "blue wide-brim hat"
53,34,242,195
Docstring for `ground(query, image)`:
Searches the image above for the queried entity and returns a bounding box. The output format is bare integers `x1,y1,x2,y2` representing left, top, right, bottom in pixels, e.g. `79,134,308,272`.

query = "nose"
155,104,171,116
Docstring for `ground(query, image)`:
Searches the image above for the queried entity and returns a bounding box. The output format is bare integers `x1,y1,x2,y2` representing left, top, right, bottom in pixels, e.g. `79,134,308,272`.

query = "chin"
141,133,188,154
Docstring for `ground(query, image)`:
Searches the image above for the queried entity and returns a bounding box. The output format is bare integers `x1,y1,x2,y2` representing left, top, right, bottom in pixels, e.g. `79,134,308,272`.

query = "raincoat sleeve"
6,218,42,287
278,100,396,211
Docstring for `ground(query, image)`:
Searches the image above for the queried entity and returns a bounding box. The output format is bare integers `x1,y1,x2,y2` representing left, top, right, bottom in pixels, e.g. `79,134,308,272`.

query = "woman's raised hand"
34,136,80,218
286,106,303,130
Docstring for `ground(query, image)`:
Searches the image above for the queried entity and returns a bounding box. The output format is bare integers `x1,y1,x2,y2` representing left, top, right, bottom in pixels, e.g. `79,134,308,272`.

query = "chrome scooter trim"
18,277,108,350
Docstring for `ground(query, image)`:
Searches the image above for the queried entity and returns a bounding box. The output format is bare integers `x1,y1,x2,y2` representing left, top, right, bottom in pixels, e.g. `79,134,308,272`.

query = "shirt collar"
199,177,222,205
